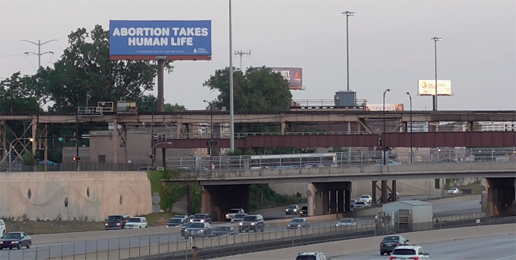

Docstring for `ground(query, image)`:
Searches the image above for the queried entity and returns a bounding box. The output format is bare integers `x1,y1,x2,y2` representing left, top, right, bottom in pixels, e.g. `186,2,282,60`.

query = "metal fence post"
73,241,76,260
107,239,110,260
96,239,98,259
148,234,151,255
85,240,87,260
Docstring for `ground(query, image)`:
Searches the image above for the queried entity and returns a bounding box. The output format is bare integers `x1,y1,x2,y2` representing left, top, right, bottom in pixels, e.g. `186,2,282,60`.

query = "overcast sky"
1,0,514,111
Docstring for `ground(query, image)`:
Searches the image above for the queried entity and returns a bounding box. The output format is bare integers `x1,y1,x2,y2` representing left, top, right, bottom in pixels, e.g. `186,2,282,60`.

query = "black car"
388,192,400,202
0,232,31,250
105,214,130,230
191,213,212,224
300,206,308,216
166,218,186,228
380,235,409,255
285,204,300,215
238,214,264,232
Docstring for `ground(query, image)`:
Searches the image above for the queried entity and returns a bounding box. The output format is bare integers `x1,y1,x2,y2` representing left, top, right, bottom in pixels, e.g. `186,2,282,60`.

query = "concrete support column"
345,189,351,212
392,180,397,201
330,189,337,214
337,189,344,213
381,180,388,204
201,187,210,214
306,183,316,217
161,148,166,169
372,181,377,204
314,191,323,216
322,190,329,215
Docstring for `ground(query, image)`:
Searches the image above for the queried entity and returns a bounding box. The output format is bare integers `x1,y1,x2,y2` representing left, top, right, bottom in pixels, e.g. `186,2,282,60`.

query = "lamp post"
229,0,235,152
8,137,34,172
152,142,172,169
342,10,354,165
430,37,442,111
21,39,57,69
382,89,390,165
406,92,413,163
203,100,214,156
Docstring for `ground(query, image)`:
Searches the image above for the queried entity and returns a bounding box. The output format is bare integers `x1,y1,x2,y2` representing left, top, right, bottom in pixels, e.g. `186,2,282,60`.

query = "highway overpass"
170,162,516,221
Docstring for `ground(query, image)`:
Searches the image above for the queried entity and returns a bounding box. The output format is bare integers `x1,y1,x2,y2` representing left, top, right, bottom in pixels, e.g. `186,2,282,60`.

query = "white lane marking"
493,255,516,260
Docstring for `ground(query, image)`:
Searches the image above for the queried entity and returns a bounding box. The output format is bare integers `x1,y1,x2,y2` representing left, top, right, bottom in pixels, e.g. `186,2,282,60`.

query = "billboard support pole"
157,60,165,112
431,37,442,112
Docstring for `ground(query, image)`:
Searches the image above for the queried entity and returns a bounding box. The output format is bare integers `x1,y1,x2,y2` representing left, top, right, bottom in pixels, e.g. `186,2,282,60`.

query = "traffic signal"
73,157,80,161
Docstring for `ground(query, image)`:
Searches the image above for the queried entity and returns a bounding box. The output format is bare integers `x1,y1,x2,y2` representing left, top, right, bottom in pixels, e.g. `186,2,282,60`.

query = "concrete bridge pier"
308,182,352,216
484,178,516,216
201,184,250,221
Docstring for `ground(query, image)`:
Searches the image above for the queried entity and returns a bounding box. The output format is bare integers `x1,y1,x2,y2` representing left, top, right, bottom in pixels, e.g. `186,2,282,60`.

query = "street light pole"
342,11,354,92
406,92,413,163
229,0,235,152
21,39,57,69
382,89,390,165
204,100,214,156
151,98,158,168
430,37,442,111
342,11,354,165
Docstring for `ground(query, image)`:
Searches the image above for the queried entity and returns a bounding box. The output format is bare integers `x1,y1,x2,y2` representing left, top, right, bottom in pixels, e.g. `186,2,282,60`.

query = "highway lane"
331,234,516,260
0,196,481,259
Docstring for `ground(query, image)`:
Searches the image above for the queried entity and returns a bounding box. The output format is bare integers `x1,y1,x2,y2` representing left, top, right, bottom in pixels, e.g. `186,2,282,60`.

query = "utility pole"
21,39,57,69
234,50,251,71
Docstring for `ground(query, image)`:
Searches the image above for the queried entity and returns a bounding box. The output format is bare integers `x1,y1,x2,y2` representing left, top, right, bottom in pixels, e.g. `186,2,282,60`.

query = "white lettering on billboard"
113,26,208,47
418,80,452,96
407,122,429,132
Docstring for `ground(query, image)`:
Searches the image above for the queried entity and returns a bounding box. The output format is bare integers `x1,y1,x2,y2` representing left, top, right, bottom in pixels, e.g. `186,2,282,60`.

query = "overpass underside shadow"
306,182,352,216
202,184,250,221
484,177,516,216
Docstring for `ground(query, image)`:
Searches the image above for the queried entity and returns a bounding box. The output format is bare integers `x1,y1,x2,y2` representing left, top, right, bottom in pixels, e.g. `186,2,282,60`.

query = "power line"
234,50,251,71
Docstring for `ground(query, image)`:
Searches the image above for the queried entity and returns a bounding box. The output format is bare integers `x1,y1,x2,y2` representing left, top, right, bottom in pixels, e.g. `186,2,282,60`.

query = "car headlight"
11,241,18,244
105,223,108,226
117,223,121,225
294,209,297,211
285,209,288,211
199,230,204,232
226,214,229,218
297,224,301,227
200,219,205,223
251,222,255,225
190,219,193,222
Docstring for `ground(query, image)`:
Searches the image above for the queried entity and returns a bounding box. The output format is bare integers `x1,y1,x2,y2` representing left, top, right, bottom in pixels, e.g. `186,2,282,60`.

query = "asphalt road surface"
331,234,516,260
0,195,481,259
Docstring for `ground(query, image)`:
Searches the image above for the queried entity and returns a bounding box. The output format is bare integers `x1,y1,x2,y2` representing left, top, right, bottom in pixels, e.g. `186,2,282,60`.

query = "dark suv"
105,214,130,230
286,204,300,215
238,214,264,232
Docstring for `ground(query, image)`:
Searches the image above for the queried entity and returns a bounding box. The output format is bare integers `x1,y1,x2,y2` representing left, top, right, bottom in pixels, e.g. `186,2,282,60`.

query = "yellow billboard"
418,80,452,96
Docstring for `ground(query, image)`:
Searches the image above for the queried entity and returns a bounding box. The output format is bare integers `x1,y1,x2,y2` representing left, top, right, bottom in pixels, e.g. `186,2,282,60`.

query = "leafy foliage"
33,25,173,113
203,66,292,112
137,94,187,113
0,72,40,113
147,170,201,213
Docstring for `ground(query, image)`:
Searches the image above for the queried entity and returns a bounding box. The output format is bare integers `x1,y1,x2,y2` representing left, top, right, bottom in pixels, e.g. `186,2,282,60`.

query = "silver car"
231,213,247,223
184,222,212,239
287,218,310,229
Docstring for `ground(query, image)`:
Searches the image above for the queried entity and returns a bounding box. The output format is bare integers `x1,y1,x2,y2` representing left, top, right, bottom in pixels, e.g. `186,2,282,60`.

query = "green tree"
203,66,292,112
0,72,40,113
137,94,187,113
33,25,173,113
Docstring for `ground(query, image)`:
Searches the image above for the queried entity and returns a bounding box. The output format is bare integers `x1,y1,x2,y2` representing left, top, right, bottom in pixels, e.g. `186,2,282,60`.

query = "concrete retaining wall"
215,224,515,259
0,171,152,221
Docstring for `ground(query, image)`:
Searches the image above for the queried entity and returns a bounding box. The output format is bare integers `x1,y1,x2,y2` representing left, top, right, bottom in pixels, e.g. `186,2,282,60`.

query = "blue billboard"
110,20,211,60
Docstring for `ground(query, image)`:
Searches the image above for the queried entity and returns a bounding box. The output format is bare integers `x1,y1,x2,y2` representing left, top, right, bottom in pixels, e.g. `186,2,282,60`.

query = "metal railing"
166,148,516,171
1,213,513,260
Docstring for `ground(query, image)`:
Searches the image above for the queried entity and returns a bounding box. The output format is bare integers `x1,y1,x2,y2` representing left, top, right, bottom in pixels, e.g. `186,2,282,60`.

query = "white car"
225,208,245,221
374,160,402,166
360,195,372,203
0,219,5,238
336,218,356,226
124,217,148,229
390,245,430,259
353,201,369,209
448,187,460,195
